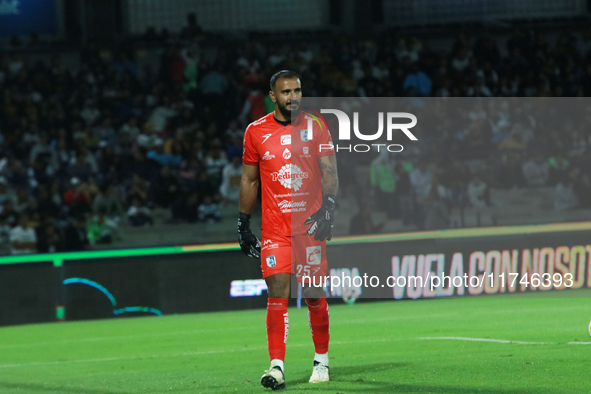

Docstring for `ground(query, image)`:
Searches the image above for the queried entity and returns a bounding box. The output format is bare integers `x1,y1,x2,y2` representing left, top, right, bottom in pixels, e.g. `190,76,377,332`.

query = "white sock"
270,359,284,372
314,352,329,366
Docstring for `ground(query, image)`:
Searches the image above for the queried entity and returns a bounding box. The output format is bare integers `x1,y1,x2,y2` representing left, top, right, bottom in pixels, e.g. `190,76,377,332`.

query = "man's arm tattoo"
319,155,339,196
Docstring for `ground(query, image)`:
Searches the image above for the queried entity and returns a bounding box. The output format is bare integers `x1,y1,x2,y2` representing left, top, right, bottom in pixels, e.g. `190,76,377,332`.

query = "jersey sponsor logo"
306,246,322,265
277,200,307,213
261,151,275,160
261,134,272,144
303,147,308,154
266,255,277,267
281,135,291,145
283,148,291,159
262,239,279,250
253,118,267,126
271,164,309,191
300,128,312,141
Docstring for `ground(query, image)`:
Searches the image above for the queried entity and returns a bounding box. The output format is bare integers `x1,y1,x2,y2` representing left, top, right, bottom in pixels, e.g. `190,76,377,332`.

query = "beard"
277,100,300,121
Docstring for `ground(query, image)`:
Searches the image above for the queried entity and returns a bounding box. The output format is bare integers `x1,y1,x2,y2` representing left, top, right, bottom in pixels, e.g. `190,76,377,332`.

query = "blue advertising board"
0,0,59,36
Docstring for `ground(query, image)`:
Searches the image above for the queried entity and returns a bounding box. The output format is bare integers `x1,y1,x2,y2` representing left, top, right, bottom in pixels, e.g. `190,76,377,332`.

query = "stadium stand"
1,27,591,254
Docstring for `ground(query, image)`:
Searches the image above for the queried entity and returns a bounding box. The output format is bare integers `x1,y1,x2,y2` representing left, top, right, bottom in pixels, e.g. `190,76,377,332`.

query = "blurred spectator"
467,175,490,209
63,177,91,216
29,134,57,170
36,186,61,220
370,153,396,218
522,154,550,186
0,217,10,253
225,136,243,161
570,167,591,208
152,165,181,208
171,192,199,223
127,175,150,206
198,196,221,223
63,216,90,251
149,97,178,133
14,188,36,214
137,122,159,149
126,149,160,180
410,161,433,199
93,182,123,218
181,13,203,40
239,86,269,124
119,117,141,145
225,120,243,140
205,140,228,188
63,177,92,217
56,139,75,175
0,177,16,205
548,154,570,186
201,68,228,118
181,45,200,94
195,171,220,202
164,128,191,158
147,138,183,167
424,178,451,230
9,214,37,254
178,153,203,192
80,99,101,125
349,199,385,235
68,149,98,180
87,209,113,244
0,201,19,227
403,63,432,96
394,162,413,224
554,168,582,211
496,153,524,189
127,197,153,226
37,222,62,253
93,117,117,147
220,156,243,203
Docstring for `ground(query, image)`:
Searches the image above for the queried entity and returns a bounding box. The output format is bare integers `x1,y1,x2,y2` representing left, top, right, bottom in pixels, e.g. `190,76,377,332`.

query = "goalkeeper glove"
304,194,336,241
238,212,261,259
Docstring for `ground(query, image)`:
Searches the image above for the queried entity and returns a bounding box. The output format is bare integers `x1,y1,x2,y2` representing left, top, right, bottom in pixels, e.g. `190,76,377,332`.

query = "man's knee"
266,273,291,298
302,285,323,301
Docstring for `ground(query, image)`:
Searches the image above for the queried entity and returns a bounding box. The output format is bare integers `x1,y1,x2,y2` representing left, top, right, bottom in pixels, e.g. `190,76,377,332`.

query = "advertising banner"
320,229,591,300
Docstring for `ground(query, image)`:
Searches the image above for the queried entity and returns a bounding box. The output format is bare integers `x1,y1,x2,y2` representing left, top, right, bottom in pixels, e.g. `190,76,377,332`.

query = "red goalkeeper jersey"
242,111,334,237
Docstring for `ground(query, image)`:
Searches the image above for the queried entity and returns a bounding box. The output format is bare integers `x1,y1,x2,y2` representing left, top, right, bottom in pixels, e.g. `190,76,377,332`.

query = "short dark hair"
270,70,299,90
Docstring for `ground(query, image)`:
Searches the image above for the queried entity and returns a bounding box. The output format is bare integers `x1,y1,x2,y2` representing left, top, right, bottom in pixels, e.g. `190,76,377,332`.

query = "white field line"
419,337,552,345
567,342,591,345
0,338,394,369
0,326,262,350
345,305,591,325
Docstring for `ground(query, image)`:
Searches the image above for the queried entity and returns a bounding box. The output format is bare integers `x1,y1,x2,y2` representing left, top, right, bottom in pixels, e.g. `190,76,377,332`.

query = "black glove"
304,194,336,241
238,212,261,259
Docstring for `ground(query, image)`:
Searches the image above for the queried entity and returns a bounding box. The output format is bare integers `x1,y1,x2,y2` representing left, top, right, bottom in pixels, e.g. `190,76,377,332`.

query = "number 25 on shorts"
296,264,311,278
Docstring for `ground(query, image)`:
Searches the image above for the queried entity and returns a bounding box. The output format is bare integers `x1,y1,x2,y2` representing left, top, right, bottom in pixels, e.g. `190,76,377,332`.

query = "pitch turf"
0,295,590,393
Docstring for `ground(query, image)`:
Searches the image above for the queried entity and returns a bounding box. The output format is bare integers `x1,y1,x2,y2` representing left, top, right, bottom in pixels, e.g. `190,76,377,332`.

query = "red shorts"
260,232,328,283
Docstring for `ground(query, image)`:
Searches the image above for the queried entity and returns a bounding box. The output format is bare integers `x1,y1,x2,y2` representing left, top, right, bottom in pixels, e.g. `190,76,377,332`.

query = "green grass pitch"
0,295,590,393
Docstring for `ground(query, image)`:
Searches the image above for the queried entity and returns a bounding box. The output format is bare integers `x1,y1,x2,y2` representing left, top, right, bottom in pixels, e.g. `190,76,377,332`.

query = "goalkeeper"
238,70,338,390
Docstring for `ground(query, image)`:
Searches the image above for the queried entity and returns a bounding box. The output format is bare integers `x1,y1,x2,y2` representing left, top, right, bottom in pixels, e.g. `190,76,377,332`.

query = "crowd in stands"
2,24,591,254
